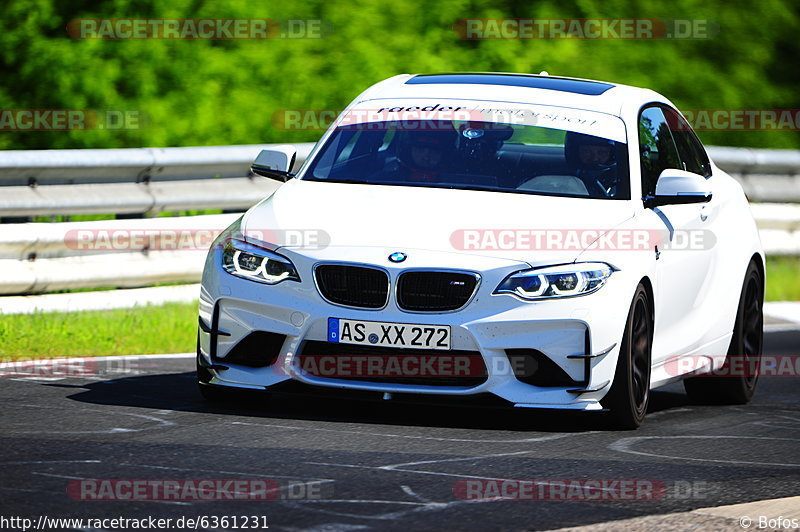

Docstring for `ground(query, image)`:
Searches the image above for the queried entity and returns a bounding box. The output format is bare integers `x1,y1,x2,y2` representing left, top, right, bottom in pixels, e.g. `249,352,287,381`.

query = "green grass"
766,256,800,302
28,209,227,223
1,257,798,361
45,281,189,295
0,302,197,361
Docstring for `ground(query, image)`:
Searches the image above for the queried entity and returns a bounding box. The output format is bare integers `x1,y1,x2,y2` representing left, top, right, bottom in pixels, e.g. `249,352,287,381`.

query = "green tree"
0,0,797,150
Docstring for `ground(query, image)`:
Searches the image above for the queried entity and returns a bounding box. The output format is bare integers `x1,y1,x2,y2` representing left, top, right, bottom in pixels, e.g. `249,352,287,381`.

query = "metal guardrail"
1,178,281,217
0,205,798,295
0,143,314,217
710,146,800,203
0,143,798,295
0,143,317,185
0,144,798,218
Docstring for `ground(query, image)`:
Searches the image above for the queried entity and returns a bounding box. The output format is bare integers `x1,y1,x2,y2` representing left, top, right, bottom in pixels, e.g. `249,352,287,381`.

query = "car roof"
354,73,670,117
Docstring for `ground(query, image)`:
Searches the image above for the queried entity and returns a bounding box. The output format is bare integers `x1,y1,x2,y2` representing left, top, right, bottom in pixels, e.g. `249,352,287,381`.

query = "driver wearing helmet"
404,133,447,182
393,121,457,183
565,132,619,197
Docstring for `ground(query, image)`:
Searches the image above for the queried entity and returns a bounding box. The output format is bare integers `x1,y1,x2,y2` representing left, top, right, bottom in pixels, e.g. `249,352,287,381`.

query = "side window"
638,106,682,197
662,107,712,177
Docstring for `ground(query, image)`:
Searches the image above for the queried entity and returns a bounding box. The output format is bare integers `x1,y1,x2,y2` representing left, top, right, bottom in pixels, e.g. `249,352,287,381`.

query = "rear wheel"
684,261,763,404
602,285,653,430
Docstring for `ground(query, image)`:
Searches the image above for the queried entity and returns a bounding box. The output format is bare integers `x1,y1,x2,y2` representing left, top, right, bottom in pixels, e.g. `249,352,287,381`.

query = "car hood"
242,179,636,267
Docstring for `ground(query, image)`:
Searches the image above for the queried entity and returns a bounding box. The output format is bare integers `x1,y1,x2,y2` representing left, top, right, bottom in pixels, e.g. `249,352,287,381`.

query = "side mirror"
644,169,711,208
251,146,297,182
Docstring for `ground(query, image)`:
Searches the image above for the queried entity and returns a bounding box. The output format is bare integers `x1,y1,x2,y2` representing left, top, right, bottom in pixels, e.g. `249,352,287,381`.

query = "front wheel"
602,284,653,430
684,261,763,404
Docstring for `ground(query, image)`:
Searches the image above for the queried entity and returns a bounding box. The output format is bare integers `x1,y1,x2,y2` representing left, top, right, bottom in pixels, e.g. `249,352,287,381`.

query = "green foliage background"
1,0,798,151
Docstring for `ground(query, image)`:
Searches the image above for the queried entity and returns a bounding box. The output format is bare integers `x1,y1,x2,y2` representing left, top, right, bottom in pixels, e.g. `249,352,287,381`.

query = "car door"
637,104,716,362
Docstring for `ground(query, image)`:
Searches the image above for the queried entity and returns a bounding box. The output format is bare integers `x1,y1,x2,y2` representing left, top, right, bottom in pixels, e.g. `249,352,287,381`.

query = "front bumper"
198,245,635,411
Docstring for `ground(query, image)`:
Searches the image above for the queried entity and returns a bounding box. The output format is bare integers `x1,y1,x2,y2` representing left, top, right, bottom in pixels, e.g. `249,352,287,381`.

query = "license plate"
328,318,451,350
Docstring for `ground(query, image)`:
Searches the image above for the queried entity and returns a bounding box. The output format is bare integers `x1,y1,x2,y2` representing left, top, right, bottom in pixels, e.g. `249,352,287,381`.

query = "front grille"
297,341,487,387
397,271,478,311
315,265,389,309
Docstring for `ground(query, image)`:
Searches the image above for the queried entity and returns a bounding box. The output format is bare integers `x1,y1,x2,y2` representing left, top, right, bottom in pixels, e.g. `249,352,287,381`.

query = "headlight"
495,262,614,300
222,239,300,285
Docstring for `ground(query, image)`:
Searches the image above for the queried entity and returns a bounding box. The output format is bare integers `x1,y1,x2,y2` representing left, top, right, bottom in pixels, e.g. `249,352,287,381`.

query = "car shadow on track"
55,370,692,433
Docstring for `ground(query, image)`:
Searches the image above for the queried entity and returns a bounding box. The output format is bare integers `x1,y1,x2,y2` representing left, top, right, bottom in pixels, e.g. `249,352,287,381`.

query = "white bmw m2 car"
197,73,764,428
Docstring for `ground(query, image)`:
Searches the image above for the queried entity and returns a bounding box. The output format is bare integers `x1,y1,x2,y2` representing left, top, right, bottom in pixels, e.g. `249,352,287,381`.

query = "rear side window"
638,106,682,197
662,107,712,177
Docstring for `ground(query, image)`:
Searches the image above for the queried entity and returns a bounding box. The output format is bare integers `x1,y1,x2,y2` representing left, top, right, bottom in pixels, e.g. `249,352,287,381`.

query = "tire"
684,261,763,404
602,284,653,430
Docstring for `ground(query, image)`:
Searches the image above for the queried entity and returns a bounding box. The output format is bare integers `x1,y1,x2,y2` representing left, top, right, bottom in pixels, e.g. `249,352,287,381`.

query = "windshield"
303,120,630,199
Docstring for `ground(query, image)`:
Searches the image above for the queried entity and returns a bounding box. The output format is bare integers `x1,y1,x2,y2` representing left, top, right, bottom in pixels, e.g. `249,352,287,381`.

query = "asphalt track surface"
1,329,799,531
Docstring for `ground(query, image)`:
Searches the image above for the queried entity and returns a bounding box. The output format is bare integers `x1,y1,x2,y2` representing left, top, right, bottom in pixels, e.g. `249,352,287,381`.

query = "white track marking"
7,404,175,434
0,352,194,367
609,435,800,467
32,472,88,481
281,496,500,521
230,420,582,444
401,485,431,503
646,408,693,418
115,462,336,499
753,415,800,430
0,486,52,493
380,450,535,471
120,462,335,483
303,431,593,486
0,460,101,465
295,524,370,532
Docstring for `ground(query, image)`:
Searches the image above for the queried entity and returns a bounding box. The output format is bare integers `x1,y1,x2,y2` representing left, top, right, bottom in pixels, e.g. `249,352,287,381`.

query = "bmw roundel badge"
388,252,407,263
